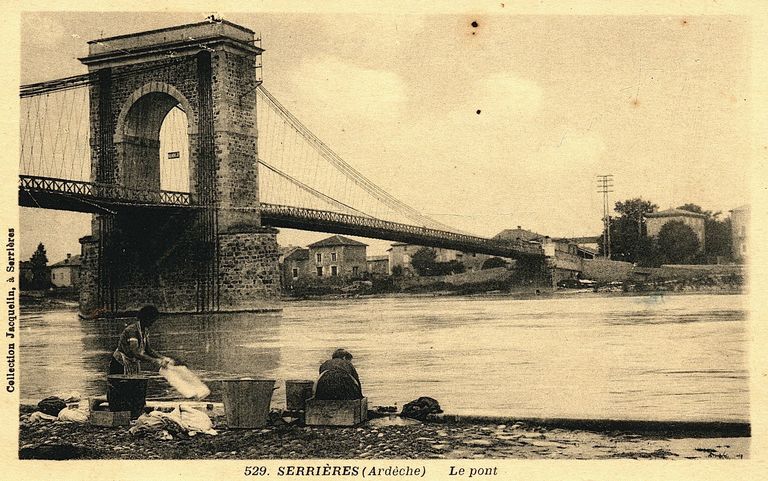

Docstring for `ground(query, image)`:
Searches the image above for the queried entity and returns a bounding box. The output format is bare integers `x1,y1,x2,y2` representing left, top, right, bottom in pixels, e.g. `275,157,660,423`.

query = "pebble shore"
19,407,748,460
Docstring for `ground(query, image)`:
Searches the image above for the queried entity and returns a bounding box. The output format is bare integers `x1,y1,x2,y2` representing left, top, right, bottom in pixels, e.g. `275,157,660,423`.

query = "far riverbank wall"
582,259,745,283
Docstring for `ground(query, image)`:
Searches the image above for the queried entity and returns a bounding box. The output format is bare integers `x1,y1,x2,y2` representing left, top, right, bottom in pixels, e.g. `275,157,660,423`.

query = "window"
316,266,323,277
352,266,359,277
331,252,337,262
331,266,338,277
316,253,322,263
292,268,298,279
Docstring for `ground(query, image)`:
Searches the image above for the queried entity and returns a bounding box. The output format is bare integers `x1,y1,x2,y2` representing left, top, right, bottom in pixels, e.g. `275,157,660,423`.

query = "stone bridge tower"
78,20,280,315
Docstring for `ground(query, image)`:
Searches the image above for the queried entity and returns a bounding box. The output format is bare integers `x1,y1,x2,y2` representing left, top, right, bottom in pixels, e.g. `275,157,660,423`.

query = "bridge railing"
19,175,195,207
260,203,544,257
19,175,543,258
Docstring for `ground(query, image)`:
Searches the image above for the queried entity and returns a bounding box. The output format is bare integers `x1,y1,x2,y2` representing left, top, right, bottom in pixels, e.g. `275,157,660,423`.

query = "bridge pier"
217,229,281,311
77,20,281,316
79,219,281,317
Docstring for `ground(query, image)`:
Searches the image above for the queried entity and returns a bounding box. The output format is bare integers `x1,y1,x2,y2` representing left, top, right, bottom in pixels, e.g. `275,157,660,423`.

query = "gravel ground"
18,408,748,460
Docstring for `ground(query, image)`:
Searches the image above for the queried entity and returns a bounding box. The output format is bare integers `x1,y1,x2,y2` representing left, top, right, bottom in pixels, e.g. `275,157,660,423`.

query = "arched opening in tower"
159,105,190,193
116,90,193,195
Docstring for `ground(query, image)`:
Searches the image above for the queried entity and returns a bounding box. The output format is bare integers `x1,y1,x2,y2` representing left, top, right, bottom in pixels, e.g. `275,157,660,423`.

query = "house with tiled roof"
493,226,543,244
366,255,389,276
50,253,82,288
387,243,489,275
278,245,303,263
281,247,309,290
553,236,600,259
307,235,367,279
645,208,706,251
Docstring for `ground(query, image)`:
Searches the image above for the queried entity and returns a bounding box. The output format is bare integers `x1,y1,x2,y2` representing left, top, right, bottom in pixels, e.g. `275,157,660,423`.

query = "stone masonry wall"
83,37,276,314
218,230,281,311
89,55,201,187
211,49,260,231
309,245,368,279
581,258,635,282
78,236,100,318
85,55,207,314
339,245,367,278
646,215,705,252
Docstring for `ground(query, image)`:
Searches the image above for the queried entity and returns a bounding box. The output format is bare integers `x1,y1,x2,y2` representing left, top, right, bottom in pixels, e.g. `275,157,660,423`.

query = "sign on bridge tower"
78,19,280,315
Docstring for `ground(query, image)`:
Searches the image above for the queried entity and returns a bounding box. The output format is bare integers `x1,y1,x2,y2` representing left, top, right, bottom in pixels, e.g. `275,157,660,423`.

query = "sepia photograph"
5,3,766,479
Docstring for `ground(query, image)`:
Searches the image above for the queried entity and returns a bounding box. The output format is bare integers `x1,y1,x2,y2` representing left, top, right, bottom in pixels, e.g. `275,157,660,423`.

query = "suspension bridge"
18,19,544,314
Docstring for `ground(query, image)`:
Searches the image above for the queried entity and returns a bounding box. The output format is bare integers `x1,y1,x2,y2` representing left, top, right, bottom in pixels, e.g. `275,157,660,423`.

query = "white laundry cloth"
159,365,210,400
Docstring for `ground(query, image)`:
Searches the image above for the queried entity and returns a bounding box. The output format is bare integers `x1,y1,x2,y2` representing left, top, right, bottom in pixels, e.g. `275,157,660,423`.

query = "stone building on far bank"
281,247,309,290
366,255,389,276
493,226,542,245
308,235,367,279
50,253,82,288
730,205,750,262
387,243,488,275
387,243,415,275
645,208,706,251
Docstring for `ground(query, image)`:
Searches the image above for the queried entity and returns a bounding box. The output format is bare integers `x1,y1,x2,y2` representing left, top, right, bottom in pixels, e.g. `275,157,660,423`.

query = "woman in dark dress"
106,305,174,417
314,348,363,400
108,305,172,375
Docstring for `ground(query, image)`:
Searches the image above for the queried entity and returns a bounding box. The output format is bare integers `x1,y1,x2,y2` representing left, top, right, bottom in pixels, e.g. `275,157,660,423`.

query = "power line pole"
597,174,614,259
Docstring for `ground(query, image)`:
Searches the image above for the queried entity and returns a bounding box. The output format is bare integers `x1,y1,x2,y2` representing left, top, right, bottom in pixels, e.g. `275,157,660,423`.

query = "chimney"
517,226,521,230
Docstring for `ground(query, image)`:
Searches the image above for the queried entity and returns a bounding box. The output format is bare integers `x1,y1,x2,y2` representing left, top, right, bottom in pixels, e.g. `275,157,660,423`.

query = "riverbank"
282,262,745,300
18,404,748,460
281,284,743,303
20,276,743,310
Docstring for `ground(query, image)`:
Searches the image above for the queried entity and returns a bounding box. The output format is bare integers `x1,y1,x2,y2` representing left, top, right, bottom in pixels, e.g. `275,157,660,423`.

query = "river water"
20,292,748,422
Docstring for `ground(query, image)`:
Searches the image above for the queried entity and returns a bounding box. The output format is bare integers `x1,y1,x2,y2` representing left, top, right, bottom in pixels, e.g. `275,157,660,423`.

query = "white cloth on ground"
28,411,57,423
129,404,217,436
169,404,217,435
57,407,88,423
128,411,169,435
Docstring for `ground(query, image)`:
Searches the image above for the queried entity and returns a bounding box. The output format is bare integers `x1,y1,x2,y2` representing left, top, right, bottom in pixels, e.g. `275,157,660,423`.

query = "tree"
30,243,50,290
705,216,732,260
482,257,508,269
411,247,437,276
598,198,658,262
678,203,732,261
410,247,466,276
657,221,700,264
616,198,659,229
435,260,466,275
677,203,711,217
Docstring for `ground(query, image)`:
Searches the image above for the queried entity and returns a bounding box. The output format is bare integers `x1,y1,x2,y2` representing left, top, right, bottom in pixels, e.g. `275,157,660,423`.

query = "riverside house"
281,247,310,290
308,235,367,279
50,253,81,288
645,208,707,252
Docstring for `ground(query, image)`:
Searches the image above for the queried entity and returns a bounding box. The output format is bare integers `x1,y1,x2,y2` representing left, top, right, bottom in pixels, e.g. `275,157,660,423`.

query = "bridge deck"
18,175,543,259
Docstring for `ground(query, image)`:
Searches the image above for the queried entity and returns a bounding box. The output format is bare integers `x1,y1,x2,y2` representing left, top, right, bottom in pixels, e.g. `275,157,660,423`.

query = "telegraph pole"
597,175,614,259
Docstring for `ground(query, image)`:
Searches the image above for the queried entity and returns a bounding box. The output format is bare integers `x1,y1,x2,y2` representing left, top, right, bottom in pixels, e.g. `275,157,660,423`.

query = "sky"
17,11,752,262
